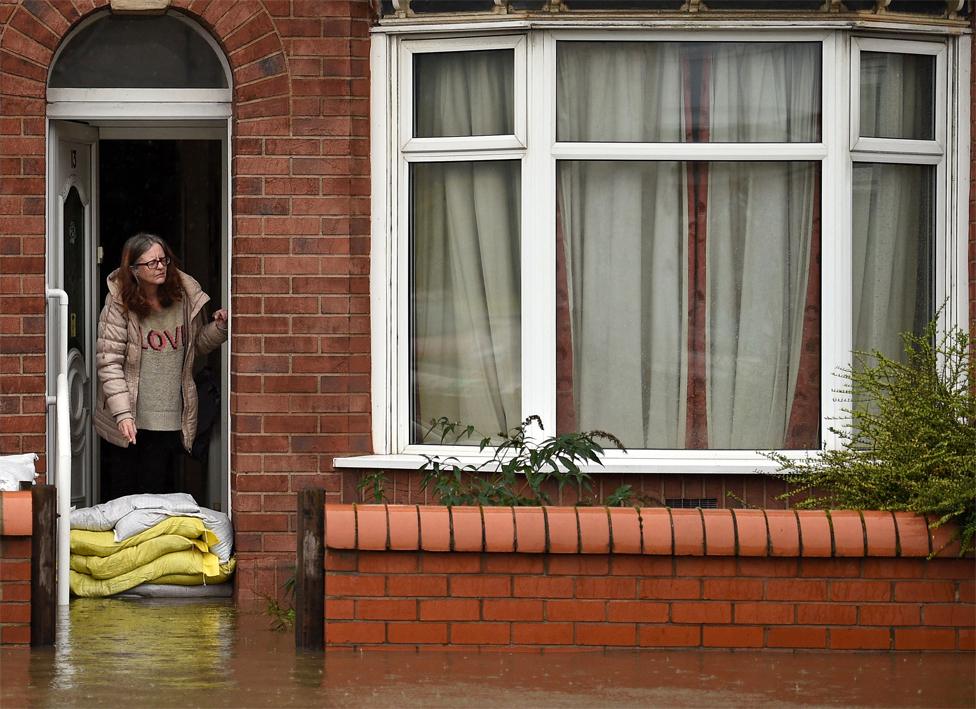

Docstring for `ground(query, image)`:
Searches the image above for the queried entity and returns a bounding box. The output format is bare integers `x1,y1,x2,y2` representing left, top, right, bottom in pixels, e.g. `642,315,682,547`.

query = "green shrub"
768,318,975,555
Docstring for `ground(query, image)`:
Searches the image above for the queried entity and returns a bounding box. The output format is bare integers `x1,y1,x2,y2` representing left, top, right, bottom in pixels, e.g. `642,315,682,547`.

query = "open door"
48,120,98,509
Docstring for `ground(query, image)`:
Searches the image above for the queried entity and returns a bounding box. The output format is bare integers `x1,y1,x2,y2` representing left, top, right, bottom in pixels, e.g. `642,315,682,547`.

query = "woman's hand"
118,419,137,445
213,309,228,327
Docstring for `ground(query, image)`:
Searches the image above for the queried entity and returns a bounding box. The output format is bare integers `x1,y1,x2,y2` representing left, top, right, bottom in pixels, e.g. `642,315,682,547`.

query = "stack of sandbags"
69,494,235,598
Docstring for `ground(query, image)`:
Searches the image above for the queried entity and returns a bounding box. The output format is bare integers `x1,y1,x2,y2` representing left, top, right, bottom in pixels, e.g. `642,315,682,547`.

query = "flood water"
1,598,973,708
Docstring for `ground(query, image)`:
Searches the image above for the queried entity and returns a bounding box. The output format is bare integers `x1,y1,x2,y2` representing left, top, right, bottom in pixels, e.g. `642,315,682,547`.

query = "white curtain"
853,52,935,363
557,42,819,450
411,50,520,442
852,164,933,362
557,43,688,448
706,43,819,449
414,49,514,138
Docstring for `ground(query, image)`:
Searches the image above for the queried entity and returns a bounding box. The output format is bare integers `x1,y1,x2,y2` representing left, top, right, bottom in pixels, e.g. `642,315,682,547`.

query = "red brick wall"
323,505,976,651
0,0,374,599
0,536,32,645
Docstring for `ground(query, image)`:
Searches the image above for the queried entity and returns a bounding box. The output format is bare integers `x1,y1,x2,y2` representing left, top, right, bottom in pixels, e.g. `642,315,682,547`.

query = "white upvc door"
48,119,99,508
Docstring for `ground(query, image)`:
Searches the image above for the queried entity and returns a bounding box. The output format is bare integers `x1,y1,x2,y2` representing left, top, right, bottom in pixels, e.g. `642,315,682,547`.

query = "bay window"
359,25,968,473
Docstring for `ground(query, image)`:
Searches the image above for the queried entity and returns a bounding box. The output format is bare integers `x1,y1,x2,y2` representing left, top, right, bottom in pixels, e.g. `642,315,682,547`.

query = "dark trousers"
108,429,183,497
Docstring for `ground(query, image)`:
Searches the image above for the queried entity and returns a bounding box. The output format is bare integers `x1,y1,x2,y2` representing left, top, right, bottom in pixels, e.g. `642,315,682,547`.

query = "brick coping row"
325,505,967,559
0,491,31,537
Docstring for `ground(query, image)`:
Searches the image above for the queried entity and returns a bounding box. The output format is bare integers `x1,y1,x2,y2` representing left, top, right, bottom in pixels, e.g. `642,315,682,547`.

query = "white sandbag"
0,453,38,492
71,493,200,532
197,507,234,564
117,582,234,598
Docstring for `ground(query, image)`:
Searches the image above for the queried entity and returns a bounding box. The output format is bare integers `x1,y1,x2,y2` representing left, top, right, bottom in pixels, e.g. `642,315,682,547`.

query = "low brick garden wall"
0,491,32,645
323,505,975,652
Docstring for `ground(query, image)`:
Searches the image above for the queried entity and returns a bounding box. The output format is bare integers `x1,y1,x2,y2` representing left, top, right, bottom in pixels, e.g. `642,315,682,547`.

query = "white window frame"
338,23,970,475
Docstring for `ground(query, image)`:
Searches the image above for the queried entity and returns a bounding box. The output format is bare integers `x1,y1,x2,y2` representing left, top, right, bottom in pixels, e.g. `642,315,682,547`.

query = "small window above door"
49,13,228,89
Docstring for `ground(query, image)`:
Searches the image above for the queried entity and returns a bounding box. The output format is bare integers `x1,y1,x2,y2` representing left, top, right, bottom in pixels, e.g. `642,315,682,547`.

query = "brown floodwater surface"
0,598,973,708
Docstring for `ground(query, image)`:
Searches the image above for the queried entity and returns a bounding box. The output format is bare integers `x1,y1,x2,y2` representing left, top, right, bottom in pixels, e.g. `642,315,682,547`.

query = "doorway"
97,138,223,506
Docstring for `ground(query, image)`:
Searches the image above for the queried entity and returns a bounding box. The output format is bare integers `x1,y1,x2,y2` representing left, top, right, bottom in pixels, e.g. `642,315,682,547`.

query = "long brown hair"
116,233,182,318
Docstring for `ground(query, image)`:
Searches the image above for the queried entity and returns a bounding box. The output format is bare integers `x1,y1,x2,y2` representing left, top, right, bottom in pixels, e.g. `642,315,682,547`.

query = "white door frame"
45,110,233,515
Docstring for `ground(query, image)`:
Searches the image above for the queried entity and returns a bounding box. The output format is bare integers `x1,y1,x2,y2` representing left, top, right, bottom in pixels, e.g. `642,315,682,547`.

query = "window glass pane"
556,161,820,450
859,52,935,140
411,161,521,443
853,163,934,361
414,50,515,138
49,15,227,89
557,42,821,142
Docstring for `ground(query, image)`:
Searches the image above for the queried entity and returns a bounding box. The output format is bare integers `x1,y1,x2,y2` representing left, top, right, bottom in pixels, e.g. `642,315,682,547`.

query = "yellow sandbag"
70,535,209,579
152,558,237,586
70,548,221,598
71,517,217,557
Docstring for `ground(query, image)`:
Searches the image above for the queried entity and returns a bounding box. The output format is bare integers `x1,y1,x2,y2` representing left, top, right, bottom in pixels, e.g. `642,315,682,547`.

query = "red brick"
511,622,573,645
639,625,700,647
387,622,448,644
639,578,701,600
830,628,891,650
450,623,509,645
0,625,30,644
734,603,794,624
356,599,416,621
483,600,543,621
514,577,573,598
894,628,957,650
386,575,447,597
325,622,385,645
606,601,669,623
576,623,636,646
325,599,354,619
830,579,891,602
674,557,736,577
894,581,956,603
546,600,607,622
357,553,417,574
483,554,544,575
421,554,480,574
419,599,479,621
766,579,827,601
0,603,30,623
703,579,763,601
767,627,827,649
0,561,30,581
796,603,858,625
610,556,672,577
451,575,511,598
923,604,976,627
703,625,763,648
575,577,636,600
327,575,385,597
860,604,921,626
671,602,732,624
547,556,609,576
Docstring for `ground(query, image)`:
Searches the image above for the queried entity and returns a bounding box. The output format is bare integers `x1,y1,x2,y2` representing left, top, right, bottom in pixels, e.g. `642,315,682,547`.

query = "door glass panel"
63,186,86,355
859,52,935,140
49,14,227,89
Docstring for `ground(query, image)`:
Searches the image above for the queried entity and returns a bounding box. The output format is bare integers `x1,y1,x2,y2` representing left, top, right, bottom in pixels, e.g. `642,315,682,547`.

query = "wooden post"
295,488,325,651
30,484,57,646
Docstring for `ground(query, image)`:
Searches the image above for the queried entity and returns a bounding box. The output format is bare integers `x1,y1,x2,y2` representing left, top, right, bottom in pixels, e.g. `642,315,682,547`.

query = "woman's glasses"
132,256,171,270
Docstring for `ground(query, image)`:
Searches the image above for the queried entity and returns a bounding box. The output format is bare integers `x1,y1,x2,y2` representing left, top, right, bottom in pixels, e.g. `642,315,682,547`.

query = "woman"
95,233,228,495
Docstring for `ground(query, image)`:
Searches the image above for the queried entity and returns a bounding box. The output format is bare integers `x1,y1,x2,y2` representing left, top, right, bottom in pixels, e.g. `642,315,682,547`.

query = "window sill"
332,452,810,475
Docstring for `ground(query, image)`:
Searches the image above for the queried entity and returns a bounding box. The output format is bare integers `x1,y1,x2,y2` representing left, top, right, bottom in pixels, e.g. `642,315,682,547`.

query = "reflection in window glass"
557,42,821,142
49,14,227,89
414,50,515,138
556,161,820,450
852,163,934,361
411,161,521,443
859,52,935,140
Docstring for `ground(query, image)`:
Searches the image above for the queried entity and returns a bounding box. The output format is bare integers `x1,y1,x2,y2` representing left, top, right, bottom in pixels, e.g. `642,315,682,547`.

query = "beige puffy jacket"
94,269,227,451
